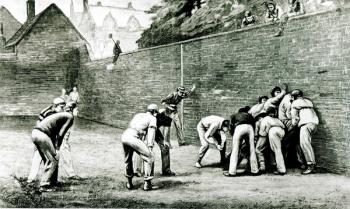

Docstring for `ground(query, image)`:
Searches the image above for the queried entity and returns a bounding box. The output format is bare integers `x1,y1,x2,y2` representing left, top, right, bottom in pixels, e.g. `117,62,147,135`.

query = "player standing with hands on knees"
195,115,230,168
161,84,196,146
31,104,74,192
121,104,158,191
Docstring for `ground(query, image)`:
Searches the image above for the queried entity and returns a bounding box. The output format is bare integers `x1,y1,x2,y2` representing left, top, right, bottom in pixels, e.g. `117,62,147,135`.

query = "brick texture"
0,5,86,115
78,8,349,174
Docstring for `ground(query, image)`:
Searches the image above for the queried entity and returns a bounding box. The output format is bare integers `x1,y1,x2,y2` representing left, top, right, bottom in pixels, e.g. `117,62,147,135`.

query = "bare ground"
0,119,349,208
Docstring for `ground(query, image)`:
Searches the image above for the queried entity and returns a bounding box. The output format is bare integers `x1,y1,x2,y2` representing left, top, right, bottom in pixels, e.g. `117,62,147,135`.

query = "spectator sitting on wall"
264,0,288,37
288,0,305,17
113,40,122,63
175,0,202,17
241,10,258,28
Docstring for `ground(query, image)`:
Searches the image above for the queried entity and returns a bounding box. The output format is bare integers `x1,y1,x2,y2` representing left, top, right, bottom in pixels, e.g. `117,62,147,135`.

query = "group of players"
122,83,319,191
25,83,318,192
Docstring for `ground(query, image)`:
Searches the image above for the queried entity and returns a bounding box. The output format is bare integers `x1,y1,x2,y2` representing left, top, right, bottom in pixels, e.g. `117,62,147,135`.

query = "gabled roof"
6,4,88,47
0,6,22,40
0,6,21,25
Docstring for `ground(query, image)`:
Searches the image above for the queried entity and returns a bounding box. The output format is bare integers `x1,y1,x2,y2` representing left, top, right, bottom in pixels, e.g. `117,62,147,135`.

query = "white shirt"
200,115,226,144
69,92,80,103
259,116,285,137
129,113,157,133
291,98,319,127
249,103,265,118
278,94,293,130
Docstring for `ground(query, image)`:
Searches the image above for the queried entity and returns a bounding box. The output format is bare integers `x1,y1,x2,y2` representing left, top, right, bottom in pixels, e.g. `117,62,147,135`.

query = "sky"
0,0,161,23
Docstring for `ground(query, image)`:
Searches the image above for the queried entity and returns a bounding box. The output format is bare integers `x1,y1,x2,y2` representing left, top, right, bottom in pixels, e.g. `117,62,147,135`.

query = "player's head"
238,106,250,113
73,86,77,92
222,120,230,132
255,112,267,121
116,40,120,44
65,101,77,113
147,103,159,116
258,96,268,104
271,86,281,97
290,89,303,102
177,86,186,97
53,97,66,113
61,88,66,95
266,107,277,117
265,1,276,11
245,10,252,17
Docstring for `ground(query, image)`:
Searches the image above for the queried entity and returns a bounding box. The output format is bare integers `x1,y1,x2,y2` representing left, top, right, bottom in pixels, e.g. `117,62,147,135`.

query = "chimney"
0,23,6,53
26,0,35,21
83,0,88,13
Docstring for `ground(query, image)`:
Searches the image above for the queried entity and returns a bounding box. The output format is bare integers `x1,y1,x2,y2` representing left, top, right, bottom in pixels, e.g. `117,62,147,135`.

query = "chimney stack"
0,23,3,35
83,0,88,13
0,22,6,52
27,0,35,21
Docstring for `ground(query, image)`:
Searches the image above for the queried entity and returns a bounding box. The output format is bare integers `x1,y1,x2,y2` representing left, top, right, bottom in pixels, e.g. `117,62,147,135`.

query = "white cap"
147,104,159,112
53,97,65,105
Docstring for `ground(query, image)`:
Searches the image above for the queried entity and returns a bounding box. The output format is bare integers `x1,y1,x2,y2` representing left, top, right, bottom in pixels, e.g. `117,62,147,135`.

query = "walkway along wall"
78,8,350,174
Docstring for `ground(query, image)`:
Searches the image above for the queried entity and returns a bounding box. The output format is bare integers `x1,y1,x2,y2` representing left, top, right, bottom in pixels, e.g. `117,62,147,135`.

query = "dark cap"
291,89,303,97
66,101,77,109
238,106,251,113
271,86,281,97
222,120,230,128
265,0,276,7
177,86,186,93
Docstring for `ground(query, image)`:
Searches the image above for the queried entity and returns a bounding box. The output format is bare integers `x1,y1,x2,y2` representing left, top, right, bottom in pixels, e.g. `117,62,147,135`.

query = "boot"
302,164,315,175
273,170,286,176
258,162,266,174
143,180,152,191
223,171,237,177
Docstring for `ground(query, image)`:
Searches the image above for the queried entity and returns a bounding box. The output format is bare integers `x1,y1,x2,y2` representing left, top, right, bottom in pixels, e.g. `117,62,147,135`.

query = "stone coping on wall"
87,5,350,63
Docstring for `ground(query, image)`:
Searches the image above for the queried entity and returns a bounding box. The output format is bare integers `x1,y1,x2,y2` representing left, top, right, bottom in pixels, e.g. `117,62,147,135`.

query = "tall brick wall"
0,6,86,115
78,45,181,128
78,8,350,174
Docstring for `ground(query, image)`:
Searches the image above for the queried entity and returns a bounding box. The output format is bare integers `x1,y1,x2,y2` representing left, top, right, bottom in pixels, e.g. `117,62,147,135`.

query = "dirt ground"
0,118,349,208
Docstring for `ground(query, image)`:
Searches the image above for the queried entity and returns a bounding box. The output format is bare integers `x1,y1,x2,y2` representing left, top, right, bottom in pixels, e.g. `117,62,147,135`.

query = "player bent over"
27,97,66,183
31,107,74,192
195,115,230,168
224,107,259,176
121,104,158,191
258,107,286,175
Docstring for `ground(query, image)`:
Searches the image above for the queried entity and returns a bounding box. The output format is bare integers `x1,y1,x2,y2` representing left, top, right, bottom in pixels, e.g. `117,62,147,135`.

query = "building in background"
70,0,155,58
0,6,22,41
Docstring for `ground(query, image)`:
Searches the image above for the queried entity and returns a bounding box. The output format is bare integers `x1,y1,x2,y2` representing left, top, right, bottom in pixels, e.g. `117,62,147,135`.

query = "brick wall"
78,8,350,174
0,5,86,115
78,45,181,128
